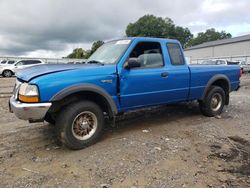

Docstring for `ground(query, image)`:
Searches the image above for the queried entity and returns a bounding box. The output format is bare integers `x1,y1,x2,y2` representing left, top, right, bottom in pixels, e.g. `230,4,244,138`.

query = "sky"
0,0,249,58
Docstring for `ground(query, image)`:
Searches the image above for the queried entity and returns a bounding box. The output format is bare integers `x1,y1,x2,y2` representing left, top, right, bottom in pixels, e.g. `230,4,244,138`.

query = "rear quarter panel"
189,65,240,100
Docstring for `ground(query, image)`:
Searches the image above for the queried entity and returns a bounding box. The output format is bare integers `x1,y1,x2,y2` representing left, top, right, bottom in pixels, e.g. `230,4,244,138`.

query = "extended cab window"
129,42,164,68
167,43,184,65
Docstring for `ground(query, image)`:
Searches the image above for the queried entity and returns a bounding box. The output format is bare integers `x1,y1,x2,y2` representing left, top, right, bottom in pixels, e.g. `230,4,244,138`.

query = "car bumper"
9,96,52,122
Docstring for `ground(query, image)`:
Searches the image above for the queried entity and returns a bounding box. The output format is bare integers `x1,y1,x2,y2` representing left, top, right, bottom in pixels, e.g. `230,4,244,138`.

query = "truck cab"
10,37,241,149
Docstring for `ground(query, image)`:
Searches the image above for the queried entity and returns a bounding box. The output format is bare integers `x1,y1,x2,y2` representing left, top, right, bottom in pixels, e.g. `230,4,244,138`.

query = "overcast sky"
0,0,249,58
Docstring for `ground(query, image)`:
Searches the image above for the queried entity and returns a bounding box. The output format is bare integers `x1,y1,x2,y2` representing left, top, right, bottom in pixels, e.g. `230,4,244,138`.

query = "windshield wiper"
87,60,104,66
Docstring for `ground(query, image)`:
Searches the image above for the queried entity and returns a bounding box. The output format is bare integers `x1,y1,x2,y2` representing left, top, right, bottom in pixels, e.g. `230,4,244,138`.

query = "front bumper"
9,96,52,122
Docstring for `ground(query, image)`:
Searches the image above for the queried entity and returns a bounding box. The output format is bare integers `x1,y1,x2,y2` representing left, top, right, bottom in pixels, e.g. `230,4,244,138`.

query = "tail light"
240,69,243,78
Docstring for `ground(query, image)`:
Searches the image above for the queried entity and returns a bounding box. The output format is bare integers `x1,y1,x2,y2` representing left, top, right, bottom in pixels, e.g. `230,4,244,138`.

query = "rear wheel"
56,101,105,150
199,86,226,117
2,70,13,77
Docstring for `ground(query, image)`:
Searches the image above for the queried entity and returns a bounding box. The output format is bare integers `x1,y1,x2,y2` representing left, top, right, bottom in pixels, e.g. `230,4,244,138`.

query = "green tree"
186,28,232,47
67,48,88,58
125,14,193,47
88,40,104,57
174,26,193,48
67,40,104,59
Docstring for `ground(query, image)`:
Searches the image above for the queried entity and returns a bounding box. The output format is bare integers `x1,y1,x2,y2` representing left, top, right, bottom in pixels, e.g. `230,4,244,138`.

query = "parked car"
201,59,239,65
9,37,241,149
237,61,250,73
0,59,44,77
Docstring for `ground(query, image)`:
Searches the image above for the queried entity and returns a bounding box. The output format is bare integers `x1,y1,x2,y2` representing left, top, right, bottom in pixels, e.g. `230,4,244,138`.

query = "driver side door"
119,41,170,110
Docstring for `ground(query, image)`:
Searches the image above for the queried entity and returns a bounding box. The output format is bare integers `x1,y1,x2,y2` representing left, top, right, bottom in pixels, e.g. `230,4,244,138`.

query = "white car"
201,59,240,65
0,59,45,77
237,61,250,73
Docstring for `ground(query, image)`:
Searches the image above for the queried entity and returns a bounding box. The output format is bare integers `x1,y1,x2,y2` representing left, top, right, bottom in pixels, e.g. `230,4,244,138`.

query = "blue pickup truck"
9,37,241,149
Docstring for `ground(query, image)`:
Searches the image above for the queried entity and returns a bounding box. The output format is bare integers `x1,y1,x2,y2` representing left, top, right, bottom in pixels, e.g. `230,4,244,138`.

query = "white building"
185,34,250,64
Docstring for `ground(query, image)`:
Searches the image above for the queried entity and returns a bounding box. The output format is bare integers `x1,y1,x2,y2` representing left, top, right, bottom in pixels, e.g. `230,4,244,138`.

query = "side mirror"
124,58,141,69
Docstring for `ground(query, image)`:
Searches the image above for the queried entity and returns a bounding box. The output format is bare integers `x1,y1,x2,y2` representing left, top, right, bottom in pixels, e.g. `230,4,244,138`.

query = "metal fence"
187,54,250,65
0,56,87,64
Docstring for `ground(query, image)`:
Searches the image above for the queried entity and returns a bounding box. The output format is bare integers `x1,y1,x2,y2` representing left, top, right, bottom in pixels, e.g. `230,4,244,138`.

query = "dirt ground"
0,75,249,188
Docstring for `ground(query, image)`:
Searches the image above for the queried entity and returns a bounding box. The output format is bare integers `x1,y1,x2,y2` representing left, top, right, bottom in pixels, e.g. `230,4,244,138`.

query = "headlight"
18,83,39,103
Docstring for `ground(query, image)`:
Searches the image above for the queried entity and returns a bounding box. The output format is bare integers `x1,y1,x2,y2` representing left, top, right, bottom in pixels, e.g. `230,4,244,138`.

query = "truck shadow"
45,101,207,148
105,101,203,134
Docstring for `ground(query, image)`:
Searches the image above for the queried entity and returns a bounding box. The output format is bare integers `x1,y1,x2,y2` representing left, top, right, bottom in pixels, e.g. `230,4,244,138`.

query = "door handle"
161,72,168,78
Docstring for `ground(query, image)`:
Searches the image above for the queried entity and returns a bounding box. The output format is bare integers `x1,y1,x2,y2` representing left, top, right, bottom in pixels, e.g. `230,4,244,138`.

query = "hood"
16,64,100,81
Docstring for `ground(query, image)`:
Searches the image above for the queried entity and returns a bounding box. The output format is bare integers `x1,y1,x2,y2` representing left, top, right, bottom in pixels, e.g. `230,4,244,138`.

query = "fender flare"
200,74,231,100
50,84,118,115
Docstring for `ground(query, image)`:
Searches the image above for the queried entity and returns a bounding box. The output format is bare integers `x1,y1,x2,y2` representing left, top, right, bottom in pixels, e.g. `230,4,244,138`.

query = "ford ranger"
9,37,241,149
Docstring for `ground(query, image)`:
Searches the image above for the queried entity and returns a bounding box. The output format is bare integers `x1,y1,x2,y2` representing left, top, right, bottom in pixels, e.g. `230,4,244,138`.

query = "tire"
2,70,13,77
44,114,56,126
199,86,226,117
56,100,105,150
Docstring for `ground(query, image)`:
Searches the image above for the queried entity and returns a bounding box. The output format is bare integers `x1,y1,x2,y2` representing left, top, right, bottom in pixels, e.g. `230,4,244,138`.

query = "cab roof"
106,37,180,44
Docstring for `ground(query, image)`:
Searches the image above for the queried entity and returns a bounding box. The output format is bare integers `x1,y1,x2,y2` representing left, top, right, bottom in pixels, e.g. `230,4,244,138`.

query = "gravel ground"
0,75,249,188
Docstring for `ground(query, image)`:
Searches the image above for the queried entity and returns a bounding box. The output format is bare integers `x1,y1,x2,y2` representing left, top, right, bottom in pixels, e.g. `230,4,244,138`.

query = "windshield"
87,40,131,64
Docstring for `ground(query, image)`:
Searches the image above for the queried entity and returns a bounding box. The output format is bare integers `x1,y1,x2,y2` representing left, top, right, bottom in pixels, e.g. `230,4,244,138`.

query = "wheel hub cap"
72,111,98,140
211,93,222,111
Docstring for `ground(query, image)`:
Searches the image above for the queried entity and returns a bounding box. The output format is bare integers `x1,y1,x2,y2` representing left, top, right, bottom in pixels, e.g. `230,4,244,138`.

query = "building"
184,34,250,64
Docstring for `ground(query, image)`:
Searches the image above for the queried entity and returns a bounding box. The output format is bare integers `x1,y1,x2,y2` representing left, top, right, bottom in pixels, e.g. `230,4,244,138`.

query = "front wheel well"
47,91,115,121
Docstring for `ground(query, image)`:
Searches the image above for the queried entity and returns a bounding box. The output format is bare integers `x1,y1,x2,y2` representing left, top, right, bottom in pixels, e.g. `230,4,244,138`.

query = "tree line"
67,14,231,58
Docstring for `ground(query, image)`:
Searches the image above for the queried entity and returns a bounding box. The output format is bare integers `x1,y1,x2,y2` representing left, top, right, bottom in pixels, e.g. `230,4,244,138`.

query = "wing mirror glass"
124,58,141,69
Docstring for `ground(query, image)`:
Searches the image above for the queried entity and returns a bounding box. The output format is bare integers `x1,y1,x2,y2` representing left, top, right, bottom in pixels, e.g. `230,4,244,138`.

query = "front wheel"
56,101,105,150
199,86,226,117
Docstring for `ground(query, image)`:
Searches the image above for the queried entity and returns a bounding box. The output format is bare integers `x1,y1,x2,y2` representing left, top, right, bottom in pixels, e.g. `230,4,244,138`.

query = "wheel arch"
200,74,231,105
49,84,118,118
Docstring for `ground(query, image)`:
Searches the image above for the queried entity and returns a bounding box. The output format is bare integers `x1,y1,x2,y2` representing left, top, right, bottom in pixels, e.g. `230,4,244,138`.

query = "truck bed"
188,65,240,100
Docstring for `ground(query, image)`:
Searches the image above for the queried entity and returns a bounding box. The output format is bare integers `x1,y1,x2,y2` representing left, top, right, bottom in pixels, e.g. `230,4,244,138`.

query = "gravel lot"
0,75,249,188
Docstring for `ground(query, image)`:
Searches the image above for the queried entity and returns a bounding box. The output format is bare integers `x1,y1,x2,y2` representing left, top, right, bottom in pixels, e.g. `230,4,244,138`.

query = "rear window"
167,43,185,65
